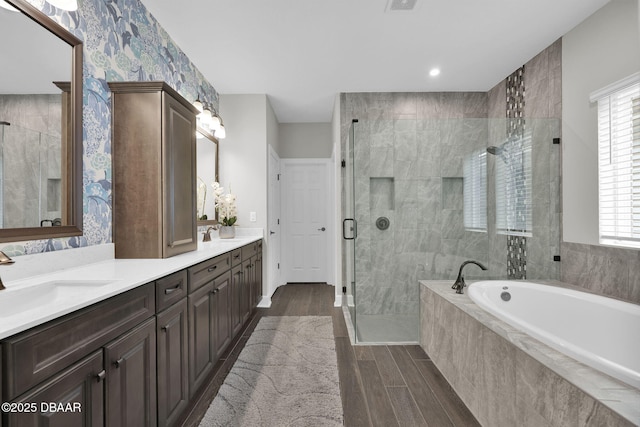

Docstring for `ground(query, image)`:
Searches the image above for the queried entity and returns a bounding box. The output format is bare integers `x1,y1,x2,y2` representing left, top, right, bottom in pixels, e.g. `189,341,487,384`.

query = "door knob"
318,227,326,231
270,231,275,235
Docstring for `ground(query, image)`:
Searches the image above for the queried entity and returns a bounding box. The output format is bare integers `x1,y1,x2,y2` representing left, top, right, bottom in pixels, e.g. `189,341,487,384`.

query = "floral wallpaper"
1,0,218,256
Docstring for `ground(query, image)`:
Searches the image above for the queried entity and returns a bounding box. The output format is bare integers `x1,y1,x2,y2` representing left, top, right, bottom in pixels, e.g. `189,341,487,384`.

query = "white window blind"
593,73,640,247
495,132,533,236
463,150,487,232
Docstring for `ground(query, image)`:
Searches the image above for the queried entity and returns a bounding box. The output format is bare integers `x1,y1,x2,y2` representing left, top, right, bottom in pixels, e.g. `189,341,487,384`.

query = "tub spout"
452,260,487,294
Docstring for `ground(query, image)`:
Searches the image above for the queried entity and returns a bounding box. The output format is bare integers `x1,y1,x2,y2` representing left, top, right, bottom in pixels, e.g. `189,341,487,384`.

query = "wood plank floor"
182,283,479,427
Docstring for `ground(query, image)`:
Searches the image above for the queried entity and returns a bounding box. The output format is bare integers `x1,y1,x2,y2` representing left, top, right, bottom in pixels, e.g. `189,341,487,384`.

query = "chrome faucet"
0,250,15,290
202,225,220,242
452,260,487,294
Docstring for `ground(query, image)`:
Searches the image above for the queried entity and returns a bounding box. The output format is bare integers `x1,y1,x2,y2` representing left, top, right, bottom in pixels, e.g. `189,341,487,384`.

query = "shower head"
487,145,507,163
0,121,10,126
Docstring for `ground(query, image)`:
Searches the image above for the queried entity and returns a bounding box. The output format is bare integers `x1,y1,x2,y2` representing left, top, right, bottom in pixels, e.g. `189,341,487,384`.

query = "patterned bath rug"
198,316,343,427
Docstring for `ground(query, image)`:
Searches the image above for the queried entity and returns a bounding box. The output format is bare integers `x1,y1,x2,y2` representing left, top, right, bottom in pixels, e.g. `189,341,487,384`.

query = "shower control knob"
318,227,326,231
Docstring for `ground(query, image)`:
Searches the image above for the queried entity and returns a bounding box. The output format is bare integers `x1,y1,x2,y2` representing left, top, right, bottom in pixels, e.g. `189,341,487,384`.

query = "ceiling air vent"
386,0,418,11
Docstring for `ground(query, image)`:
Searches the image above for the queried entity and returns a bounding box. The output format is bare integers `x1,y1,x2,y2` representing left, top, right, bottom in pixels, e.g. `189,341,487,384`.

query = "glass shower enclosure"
343,117,561,344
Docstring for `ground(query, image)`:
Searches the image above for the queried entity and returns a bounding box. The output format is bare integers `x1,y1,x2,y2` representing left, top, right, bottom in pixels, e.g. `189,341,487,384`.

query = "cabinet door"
6,351,104,427
156,300,188,427
188,283,215,398
105,318,157,427
230,264,243,336
241,259,253,325
253,253,263,308
162,91,197,258
213,271,232,359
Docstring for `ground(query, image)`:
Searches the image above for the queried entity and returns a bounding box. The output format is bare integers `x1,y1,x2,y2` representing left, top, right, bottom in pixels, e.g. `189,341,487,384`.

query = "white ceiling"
150,1,608,123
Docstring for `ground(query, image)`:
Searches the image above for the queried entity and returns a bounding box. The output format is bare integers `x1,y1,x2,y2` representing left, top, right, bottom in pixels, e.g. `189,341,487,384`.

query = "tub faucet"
452,260,487,294
0,250,15,290
202,225,220,242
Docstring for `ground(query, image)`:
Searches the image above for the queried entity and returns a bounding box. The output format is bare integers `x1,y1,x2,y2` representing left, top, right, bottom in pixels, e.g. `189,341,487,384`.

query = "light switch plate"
249,212,257,222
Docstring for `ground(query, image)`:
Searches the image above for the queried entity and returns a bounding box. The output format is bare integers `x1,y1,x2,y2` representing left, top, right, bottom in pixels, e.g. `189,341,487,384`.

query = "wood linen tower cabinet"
109,82,199,258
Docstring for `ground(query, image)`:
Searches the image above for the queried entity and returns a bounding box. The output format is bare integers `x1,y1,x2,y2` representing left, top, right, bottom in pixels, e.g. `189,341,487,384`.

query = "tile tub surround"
0,231,262,340
561,242,640,305
420,281,640,427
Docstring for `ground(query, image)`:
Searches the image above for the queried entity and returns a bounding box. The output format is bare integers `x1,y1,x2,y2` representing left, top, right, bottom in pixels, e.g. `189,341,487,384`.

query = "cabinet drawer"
188,253,231,293
2,282,155,400
230,249,242,266
241,241,260,261
156,269,187,312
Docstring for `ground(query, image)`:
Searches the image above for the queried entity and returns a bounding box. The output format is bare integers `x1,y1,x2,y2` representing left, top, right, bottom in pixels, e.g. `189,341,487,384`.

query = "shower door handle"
342,218,357,240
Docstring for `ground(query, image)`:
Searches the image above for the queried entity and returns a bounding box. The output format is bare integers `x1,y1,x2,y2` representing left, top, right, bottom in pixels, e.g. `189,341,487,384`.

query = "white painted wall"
219,94,268,230
219,94,279,305
562,0,640,245
278,123,333,158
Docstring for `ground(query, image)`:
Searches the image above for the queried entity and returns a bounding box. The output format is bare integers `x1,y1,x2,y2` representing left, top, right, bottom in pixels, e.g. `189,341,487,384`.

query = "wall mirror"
196,126,219,225
0,0,82,243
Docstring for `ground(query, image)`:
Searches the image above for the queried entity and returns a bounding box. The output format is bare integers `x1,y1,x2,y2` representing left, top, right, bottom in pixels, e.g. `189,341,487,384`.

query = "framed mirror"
0,0,82,243
196,126,219,226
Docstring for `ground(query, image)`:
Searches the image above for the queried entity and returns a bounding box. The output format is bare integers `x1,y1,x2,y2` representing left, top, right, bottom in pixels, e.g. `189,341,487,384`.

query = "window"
463,150,487,232
495,132,533,236
592,73,640,248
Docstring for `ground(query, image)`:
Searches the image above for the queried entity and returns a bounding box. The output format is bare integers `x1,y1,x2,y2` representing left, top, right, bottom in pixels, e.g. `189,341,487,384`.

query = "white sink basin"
0,280,114,318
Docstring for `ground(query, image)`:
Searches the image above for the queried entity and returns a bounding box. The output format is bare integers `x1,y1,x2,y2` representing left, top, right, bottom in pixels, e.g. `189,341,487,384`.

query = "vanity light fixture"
47,0,78,11
210,112,221,133
201,107,213,127
193,98,204,113
0,1,19,12
215,119,226,139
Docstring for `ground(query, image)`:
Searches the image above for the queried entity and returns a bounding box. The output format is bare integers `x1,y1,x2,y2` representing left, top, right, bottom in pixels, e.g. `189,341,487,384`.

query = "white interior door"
267,146,281,297
282,160,330,283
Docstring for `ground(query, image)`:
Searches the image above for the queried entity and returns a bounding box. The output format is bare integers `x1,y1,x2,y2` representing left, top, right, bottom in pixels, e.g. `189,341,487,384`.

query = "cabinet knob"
161,325,168,331
207,266,218,272
114,357,125,368
96,370,106,382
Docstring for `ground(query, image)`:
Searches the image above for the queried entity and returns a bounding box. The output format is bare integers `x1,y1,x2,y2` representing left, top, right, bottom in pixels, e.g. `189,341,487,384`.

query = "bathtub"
468,280,640,390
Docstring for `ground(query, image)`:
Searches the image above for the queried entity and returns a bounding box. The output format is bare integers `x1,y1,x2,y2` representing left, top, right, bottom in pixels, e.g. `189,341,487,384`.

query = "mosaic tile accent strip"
507,235,527,279
506,66,527,279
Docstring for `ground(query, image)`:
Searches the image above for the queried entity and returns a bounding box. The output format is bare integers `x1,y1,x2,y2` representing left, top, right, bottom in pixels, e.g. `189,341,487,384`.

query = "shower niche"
370,177,394,232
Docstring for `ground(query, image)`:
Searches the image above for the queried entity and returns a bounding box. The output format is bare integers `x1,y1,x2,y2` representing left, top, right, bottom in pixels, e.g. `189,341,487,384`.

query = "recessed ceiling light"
429,68,441,77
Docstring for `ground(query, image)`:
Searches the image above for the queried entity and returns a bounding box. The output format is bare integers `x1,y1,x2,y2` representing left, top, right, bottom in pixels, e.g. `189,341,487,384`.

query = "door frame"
264,144,282,307
281,158,335,285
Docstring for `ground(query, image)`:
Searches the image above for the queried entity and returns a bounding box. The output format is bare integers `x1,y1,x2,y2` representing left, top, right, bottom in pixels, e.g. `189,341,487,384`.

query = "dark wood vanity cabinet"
1,283,155,427
0,241,262,427
109,81,199,259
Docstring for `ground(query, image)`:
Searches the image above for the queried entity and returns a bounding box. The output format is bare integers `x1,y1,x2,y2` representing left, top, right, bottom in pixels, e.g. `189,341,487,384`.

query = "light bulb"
193,99,203,113
210,115,221,132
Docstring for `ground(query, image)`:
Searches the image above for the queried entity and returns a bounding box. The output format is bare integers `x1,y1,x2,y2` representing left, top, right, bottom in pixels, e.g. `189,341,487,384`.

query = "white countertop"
0,234,261,340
